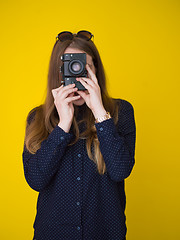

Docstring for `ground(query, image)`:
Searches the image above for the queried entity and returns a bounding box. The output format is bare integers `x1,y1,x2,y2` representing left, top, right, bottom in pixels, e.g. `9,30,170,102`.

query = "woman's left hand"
76,64,106,118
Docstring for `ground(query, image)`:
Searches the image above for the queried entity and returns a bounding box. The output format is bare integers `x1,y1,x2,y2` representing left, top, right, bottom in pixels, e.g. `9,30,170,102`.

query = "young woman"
22,30,136,240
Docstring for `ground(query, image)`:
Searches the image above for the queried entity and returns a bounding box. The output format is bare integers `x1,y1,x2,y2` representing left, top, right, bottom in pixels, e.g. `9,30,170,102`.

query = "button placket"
76,153,82,208
76,154,82,183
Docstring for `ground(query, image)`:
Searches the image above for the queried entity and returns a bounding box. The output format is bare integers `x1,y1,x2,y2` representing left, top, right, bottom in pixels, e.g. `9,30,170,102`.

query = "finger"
58,86,78,99
77,91,87,100
77,78,92,91
51,85,63,98
86,64,98,83
77,77,95,87
53,84,64,92
63,83,75,88
55,83,75,97
77,78,94,94
68,92,74,97
66,95,81,103
55,83,75,91
57,84,64,91
57,84,64,89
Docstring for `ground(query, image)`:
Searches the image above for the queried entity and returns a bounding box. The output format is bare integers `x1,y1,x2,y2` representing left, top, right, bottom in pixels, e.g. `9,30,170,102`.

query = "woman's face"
63,47,96,106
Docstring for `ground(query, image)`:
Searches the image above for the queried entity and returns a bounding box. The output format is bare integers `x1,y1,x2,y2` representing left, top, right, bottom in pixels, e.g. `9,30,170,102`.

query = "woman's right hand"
51,83,80,132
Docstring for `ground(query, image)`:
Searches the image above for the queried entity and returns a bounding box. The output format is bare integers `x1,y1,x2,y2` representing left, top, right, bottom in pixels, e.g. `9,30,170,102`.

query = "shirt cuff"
95,117,118,137
46,125,74,145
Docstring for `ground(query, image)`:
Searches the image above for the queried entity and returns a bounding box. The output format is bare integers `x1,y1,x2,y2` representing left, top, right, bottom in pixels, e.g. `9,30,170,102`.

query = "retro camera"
60,53,87,90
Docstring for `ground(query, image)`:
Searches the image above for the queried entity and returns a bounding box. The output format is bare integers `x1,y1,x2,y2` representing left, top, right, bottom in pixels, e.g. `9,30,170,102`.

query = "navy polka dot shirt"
22,98,136,240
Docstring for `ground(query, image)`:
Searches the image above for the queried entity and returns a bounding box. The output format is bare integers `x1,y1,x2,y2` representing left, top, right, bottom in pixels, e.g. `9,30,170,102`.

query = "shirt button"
100,127,103,131
77,177,81,181
78,153,81,158
77,226,80,230
77,202,80,205
60,136,64,140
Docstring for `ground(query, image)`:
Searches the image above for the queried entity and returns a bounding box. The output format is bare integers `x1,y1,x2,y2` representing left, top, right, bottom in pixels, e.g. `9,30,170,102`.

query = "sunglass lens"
77,31,92,40
58,32,73,41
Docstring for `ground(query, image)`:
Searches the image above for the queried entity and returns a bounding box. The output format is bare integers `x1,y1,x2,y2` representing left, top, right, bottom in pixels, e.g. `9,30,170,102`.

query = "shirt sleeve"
22,112,74,192
94,99,136,182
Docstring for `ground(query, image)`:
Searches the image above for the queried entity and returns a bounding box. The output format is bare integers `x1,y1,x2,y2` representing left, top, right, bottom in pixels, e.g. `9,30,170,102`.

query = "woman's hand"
76,64,106,118
51,84,80,132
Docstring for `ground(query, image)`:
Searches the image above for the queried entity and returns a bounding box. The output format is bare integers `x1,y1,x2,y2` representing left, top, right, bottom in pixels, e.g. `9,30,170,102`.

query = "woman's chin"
73,97,85,106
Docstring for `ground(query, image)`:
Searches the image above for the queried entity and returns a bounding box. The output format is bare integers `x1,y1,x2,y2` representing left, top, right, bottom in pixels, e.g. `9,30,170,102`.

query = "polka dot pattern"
22,98,136,240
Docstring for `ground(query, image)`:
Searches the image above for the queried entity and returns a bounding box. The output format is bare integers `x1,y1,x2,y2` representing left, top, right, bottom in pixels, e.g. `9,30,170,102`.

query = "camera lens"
69,60,84,75
71,62,81,72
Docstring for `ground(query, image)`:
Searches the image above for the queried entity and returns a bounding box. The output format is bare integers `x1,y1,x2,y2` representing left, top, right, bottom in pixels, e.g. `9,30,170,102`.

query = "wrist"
93,107,112,123
58,122,71,133
93,107,107,119
95,111,111,123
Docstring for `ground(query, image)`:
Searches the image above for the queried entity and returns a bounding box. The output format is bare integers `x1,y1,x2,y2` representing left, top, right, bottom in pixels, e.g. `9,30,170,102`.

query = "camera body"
60,53,87,90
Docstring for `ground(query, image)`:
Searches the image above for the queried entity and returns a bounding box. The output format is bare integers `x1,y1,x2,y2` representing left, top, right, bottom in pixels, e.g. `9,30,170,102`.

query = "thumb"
77,91,87,100
51,89,57,99
52,85,63,98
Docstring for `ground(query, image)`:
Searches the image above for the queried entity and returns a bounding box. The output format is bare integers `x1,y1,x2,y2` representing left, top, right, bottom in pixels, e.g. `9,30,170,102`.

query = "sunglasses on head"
56,30,94,42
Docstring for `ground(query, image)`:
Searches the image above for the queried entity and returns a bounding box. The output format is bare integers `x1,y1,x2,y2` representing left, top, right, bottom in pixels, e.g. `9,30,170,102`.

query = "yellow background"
0,0,179,239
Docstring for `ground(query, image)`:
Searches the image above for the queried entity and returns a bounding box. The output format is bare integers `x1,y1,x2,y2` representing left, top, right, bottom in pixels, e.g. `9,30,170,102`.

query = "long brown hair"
24,36,121,175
